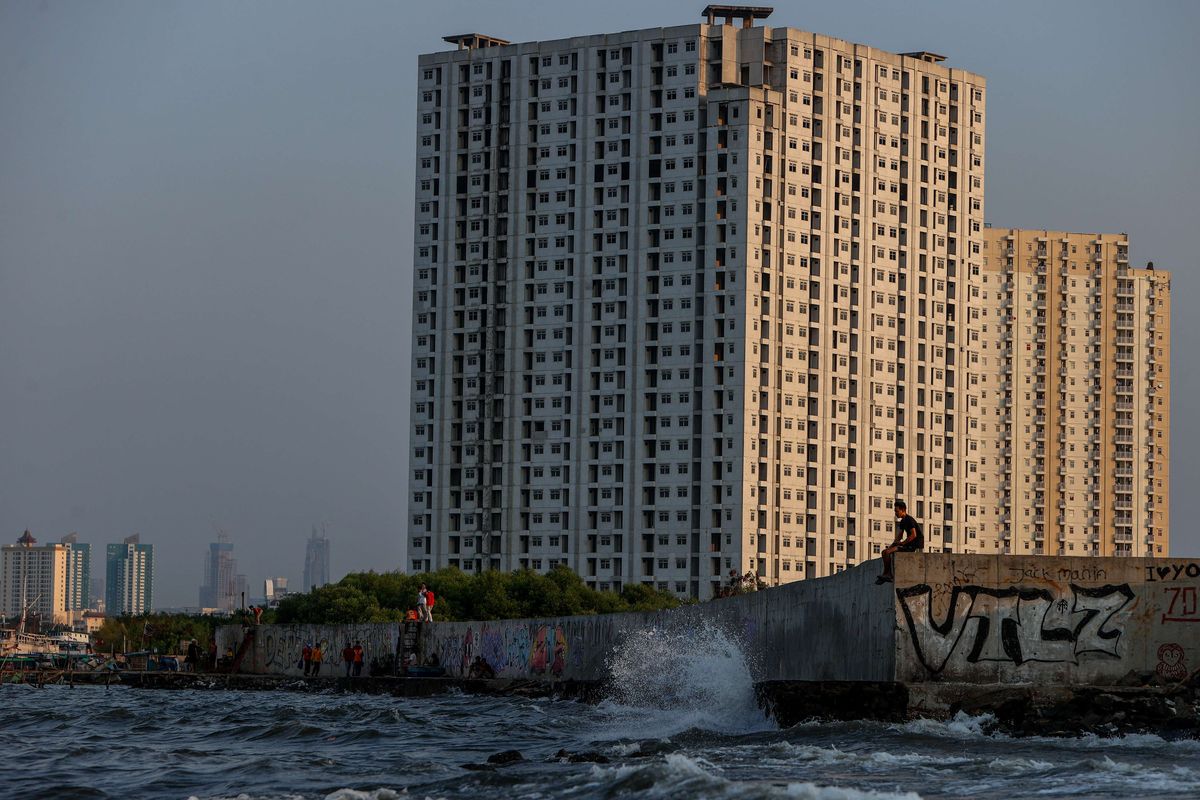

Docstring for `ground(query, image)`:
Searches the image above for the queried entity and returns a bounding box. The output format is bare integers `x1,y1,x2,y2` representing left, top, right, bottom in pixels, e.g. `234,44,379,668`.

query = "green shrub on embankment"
93,613,218,655
273,565,684,624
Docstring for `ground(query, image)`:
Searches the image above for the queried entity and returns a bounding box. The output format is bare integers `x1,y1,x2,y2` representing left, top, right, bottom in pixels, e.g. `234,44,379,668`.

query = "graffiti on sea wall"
897,582,1135,675
428,615,611,680
217,623,400,677
896,556,1200,683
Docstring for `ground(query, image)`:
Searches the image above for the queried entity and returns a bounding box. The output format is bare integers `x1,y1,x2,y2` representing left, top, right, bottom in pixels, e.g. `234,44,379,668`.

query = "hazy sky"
1,1,1196,607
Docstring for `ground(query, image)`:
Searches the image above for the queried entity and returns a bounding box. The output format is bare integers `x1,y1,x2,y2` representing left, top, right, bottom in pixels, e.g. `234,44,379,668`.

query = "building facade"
60,533,91,612
967,229,1170,558
407,8,1168,598
0,531,71,624
105,534,154,615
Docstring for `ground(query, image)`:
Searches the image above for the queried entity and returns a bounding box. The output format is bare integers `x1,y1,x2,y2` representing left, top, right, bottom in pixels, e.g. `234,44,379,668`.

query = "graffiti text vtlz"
897,583,1135,675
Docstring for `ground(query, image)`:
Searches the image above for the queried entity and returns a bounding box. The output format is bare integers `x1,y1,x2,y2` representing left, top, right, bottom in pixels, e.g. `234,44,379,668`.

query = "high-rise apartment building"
1,531,71,623
408,7,1168,598
59,532,91,612
409,7,985,599
966,229,1170,558
303,527,330,592
105,534,154,615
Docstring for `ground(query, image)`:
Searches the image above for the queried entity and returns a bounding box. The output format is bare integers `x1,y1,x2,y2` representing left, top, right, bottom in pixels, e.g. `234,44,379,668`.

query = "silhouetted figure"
877,500,924,584
301,642,313,675
185,639,200,673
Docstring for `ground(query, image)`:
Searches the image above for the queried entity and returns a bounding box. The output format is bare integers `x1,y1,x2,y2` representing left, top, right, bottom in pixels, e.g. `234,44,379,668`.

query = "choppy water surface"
5,629,1199,799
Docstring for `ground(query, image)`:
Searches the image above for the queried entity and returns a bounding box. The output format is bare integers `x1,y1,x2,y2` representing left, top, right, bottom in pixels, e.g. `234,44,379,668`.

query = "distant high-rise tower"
1,531,72,623
199,532,238,611
105,534,153,615
59,533,91,612
303,527,330,592
264,576,289,606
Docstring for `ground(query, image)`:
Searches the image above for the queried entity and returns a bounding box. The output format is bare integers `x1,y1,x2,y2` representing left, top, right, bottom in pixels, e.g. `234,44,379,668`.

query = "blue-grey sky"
1,1,1196,607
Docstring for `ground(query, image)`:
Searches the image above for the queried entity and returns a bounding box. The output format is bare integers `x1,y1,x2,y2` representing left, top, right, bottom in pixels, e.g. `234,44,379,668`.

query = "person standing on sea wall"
352,642,364,677
311,641,324,676
185,639,200,673
301,642,313,676
342,642,354,677
417,584,432,623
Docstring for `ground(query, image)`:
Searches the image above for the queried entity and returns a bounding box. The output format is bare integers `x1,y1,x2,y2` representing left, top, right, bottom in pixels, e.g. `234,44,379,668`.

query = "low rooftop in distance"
443,33,511,50
702,5,774,27
901,51,948,63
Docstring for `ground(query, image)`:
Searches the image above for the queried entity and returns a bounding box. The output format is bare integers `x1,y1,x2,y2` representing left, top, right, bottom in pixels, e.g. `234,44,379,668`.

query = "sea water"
5,629,1199,799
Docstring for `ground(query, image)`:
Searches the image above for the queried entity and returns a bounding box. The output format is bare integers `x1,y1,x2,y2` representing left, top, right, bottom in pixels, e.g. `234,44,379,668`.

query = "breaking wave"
602,623,771,735
580,753,922,800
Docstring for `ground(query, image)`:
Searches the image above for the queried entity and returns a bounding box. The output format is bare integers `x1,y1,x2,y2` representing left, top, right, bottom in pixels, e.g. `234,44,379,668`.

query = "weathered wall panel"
893,554,1200,684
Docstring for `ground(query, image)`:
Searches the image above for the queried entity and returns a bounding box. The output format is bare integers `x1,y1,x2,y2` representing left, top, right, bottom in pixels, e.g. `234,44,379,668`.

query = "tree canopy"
93,612,218,654
273,565,684,624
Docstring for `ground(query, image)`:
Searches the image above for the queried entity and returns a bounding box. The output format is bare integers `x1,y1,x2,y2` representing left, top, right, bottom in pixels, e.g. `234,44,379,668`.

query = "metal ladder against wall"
228,627,256,674
397,621,420,674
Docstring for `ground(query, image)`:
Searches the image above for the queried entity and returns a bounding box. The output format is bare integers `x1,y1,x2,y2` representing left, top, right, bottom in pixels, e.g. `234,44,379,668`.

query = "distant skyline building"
198,533,238,611
89,576,105,609
105,534,153,615
264,576,289,606
1,530,72,624
303,527,330,592
59,532,91,612
234,573,248,609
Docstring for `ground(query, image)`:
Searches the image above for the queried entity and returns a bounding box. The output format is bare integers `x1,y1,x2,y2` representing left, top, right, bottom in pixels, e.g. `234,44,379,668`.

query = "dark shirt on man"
895,514,924,551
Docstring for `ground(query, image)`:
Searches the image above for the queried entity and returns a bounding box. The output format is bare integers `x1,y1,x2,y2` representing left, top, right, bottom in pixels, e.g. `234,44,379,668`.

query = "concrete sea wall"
218,622,401,677
416,559,893,682
219,553,1200,687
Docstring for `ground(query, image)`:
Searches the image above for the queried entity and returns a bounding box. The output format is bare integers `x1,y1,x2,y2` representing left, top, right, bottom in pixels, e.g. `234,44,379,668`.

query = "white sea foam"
601,622,773,736
581,753,921,799
1031,730,1200,751
890,710,1200,754
783,785,922,800
322,790,409,800
891,711,998,739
